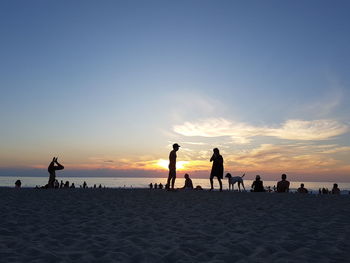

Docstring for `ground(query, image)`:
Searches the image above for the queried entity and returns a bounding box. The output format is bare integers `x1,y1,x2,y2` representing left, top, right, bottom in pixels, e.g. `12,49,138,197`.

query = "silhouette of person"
54,179,59,189
183,173,193,189
297,183,308,194
210,148,223,191
277,174,290,193
47,157,64,188
332,183,340,194
15,179,21,188
251,175,265,192
166,143,180,190
70,183,75,188
83,181,87,189
64,181,69,188
154,183,158,189
149,183,153,189
159,183,163,189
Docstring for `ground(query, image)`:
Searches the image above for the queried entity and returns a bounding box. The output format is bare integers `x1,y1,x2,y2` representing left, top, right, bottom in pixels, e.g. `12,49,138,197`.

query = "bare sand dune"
1,188,350,262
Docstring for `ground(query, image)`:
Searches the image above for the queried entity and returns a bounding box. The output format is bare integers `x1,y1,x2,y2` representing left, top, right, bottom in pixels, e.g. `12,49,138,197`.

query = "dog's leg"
242,181,246,191
238,183,241,192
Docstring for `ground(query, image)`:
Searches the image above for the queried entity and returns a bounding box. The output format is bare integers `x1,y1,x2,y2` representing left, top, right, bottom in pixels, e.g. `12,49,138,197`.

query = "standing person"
210,148,223,191
277,174,290,193
47,157,64,188
166,143,180,190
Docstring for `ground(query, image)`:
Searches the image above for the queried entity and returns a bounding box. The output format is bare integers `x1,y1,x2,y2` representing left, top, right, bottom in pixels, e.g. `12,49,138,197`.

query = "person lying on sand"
297,183,308,194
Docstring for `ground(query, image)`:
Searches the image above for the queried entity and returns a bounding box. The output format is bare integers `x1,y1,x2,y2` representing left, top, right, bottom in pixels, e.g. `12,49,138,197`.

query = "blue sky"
0,0,349,181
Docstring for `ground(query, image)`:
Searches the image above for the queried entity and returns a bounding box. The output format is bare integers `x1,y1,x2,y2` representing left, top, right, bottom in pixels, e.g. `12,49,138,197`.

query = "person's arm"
48,157,55,170
210,154,214,162
54,158,64,170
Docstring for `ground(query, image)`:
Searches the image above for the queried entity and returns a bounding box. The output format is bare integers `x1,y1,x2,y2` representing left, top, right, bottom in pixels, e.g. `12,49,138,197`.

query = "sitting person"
159,183,163,189
251,175,265,192
15,180,21,188
183,173,193,189
331,183,340,194
297,183,308,194
277,173,290,193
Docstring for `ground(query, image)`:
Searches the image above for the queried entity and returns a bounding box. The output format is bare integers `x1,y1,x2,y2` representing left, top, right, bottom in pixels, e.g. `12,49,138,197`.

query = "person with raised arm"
210,148,223,191
47,157,64,188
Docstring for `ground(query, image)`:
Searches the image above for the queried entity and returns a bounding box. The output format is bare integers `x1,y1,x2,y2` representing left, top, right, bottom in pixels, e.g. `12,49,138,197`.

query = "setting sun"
156,159,189,170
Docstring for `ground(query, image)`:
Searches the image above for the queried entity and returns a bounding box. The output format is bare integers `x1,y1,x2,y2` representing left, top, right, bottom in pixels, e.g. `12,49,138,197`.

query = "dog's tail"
241,173,245,178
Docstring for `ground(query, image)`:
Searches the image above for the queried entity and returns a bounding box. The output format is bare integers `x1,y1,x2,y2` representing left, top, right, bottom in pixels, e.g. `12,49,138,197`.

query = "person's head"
184,173,189,179
281,174,287,180
173,143,180,151
213,148,220,155
333,183,338,188
301,183,304,188
255,175,261,181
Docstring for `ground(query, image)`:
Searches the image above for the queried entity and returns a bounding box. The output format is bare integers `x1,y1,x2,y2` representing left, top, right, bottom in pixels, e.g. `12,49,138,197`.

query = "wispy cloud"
174,118,348,143
225,143,350,173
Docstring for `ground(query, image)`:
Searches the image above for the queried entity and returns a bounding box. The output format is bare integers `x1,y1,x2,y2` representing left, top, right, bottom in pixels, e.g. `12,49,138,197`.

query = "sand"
1,188,350,262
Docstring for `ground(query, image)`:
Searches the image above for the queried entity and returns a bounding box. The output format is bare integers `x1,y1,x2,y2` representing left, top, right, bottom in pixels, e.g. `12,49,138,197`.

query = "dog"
225,173,245,192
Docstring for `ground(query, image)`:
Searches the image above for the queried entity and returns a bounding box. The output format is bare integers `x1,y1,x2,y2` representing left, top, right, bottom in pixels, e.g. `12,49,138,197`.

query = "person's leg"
166,170,172,189
48,175,55,188
210,177,214,190
171,173,176,189
218,178,222,191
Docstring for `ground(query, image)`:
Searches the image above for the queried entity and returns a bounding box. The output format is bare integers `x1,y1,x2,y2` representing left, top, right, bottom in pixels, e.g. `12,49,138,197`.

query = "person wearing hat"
166,143,180,189
210,148,224,191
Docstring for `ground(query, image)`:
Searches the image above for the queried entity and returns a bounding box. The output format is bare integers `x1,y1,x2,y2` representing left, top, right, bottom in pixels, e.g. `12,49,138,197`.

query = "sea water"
1,176,350,193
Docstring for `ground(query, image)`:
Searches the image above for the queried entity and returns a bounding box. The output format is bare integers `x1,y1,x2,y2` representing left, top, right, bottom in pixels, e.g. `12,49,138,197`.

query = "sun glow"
156,159,189,170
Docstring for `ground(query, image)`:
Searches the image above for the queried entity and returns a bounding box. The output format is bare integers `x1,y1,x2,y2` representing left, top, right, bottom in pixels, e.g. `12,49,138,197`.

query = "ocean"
1,176,350,193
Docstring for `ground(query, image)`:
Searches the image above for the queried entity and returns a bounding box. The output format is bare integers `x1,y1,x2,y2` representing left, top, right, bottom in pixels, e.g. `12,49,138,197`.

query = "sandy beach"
1,188,350,262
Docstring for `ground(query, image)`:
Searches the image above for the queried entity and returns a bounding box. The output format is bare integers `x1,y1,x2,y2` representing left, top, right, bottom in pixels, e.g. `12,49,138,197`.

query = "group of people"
165,143,343,194
318,184,341,195
13,145,343,194
251,173,291,193
166,144,291,192
166,144,225,191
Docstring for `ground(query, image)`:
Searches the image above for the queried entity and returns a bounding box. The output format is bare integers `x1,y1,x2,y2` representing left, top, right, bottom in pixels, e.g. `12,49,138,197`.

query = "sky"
0,0,350,182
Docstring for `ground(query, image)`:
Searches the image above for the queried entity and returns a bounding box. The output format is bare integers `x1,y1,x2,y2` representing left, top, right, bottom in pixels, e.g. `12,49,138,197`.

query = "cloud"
224,144,346,172
173,118,348,143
